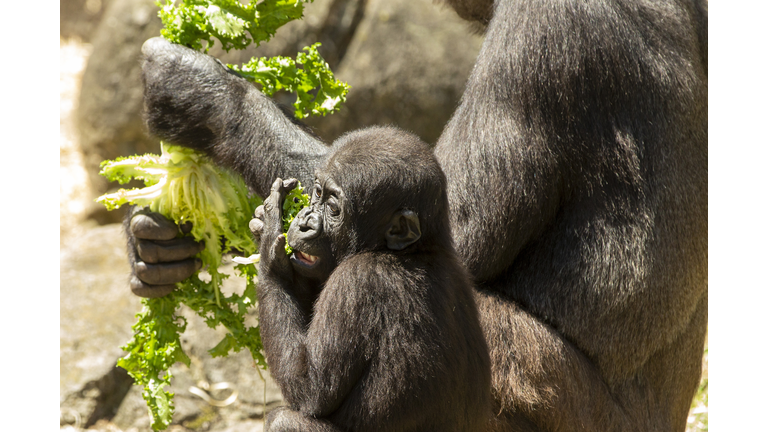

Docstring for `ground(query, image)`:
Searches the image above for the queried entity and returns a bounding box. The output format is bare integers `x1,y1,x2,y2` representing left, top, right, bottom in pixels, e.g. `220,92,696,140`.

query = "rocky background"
60,0,483,430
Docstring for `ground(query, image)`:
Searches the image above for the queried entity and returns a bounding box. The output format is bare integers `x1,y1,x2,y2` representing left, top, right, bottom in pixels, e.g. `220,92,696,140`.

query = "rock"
76,0,165,203
61,0,114,42
303,0,484,145
60,223,143,425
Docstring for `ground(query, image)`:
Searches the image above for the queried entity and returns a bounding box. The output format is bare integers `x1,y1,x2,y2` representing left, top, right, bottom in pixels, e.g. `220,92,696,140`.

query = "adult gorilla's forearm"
141,37,330,198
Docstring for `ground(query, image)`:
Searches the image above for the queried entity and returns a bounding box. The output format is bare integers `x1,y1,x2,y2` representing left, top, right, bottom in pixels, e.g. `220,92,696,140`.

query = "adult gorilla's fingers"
136,238,205,264
129,275,176,299
130,211,179,240
142,36,224,75
135,259,202,285
141,37,174,59
180,221,193,234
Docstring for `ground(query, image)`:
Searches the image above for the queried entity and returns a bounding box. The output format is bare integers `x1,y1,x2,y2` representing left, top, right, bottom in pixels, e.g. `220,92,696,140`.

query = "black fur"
256,128,492,431
135,0,708,430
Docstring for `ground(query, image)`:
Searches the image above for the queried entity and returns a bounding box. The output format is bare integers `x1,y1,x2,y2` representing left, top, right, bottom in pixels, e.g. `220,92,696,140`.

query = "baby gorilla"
254,126,491,432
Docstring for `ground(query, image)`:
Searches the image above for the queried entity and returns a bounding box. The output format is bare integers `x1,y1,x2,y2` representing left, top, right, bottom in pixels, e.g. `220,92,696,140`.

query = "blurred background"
60,0,483,430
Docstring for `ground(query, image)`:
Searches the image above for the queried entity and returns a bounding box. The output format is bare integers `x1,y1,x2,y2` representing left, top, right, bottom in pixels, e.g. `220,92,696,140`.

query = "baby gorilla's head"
286,126,451,281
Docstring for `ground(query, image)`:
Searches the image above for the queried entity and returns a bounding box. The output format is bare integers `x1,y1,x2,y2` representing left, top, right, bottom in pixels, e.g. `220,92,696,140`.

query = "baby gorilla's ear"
385,210,421,250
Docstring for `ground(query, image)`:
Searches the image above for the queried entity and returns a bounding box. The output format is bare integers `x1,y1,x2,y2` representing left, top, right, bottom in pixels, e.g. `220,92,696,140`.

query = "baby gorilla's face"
285,127,431,281
286,175,348,282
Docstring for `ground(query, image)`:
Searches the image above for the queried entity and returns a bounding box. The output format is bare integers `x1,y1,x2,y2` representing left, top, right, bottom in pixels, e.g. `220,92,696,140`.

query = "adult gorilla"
128,0,708,430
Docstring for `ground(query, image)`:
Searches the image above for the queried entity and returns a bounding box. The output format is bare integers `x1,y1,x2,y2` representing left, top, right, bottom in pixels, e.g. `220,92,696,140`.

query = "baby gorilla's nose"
298,209,322,236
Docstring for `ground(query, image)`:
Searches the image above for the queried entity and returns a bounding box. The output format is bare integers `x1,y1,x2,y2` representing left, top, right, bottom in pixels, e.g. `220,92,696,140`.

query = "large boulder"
60,0,115,42
75,0,165,220
303,0,484,145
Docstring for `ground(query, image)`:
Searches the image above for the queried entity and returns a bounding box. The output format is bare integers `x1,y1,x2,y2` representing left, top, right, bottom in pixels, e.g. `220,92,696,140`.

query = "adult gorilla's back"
130,0,708,430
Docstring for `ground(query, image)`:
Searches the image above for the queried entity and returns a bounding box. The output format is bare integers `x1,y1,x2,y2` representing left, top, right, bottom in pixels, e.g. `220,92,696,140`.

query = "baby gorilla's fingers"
271,234,287,258
249,218,264,241
264,179,284,214
282,178,298,192
254,204,265,220
129,275,176,299
264,178,287,237
251,204,265,242
135,258,202,286
136,237,205,263
265,234,292,279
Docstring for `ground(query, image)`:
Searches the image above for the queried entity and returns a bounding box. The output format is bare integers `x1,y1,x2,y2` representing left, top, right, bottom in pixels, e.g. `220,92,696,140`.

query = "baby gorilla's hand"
258,178,299,280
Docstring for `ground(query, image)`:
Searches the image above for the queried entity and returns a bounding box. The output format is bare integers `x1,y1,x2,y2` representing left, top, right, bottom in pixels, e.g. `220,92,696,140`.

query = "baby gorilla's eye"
314,186,322,199
327,201,340,216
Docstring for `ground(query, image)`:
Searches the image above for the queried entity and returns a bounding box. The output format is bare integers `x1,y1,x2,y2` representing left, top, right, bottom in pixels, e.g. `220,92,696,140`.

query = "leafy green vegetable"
98,144,258,306
156,0,350,118
157,0,305,53
98,144,264,430
281,182,311,254
232,44,351,119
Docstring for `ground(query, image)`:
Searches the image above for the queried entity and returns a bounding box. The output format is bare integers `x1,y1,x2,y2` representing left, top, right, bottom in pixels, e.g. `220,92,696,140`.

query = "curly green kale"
281,182,311,254
98,144,264,430
157,0,306,52
156,0,349,118
231,44,351,119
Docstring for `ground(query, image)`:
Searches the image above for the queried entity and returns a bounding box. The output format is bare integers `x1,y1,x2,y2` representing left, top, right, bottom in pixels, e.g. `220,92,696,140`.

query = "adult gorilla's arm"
127,38,330,296
141,37,329,197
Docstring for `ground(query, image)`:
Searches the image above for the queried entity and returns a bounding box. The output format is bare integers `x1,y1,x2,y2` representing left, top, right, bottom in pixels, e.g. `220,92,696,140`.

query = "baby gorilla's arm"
256,178,368,421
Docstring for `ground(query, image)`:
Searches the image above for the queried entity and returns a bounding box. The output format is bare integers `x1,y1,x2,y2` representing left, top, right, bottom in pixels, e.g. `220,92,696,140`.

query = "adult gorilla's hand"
140,36,329,200
127,207,204,298
141,37,243,154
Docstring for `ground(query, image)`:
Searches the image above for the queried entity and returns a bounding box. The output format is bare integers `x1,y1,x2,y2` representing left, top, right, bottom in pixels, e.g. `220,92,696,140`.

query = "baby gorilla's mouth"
295,250,319,265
